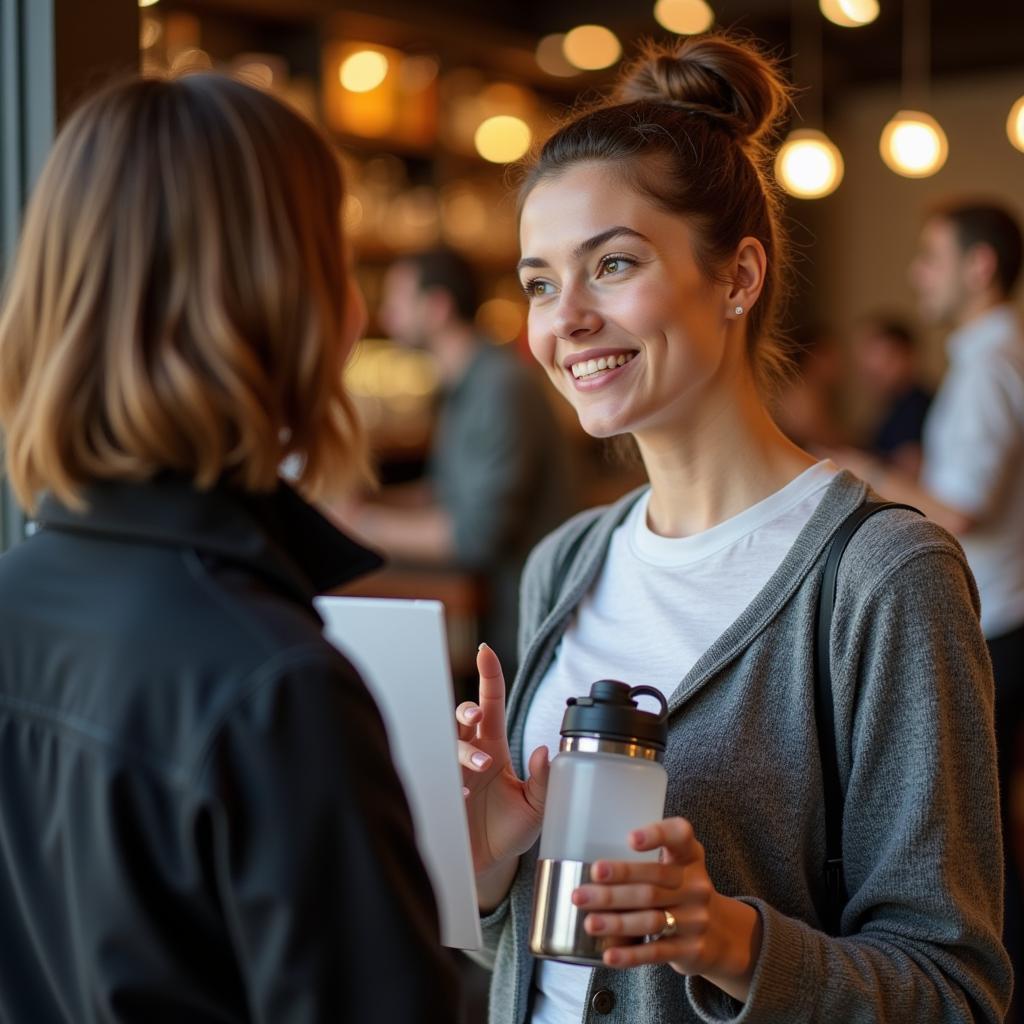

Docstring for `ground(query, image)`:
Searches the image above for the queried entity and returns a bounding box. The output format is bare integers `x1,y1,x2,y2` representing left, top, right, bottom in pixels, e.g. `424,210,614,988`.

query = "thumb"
523,745,550,817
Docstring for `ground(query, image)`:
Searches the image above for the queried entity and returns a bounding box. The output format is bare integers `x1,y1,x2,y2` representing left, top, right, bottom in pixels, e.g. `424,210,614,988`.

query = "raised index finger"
476,643,508,741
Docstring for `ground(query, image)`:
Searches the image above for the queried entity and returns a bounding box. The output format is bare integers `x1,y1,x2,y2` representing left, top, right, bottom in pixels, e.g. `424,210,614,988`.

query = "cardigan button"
591,988,616,1015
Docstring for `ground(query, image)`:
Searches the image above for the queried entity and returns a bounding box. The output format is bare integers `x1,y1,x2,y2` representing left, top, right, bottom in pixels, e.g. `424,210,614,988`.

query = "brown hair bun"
615,35,789,146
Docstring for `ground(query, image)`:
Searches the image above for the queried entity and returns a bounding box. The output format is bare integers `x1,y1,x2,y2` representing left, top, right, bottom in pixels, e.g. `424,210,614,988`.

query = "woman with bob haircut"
0,74,457,1022
454,35,1011,1024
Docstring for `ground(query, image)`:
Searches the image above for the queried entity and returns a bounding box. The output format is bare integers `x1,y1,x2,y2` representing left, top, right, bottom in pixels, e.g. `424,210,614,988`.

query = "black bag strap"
814,499,922,935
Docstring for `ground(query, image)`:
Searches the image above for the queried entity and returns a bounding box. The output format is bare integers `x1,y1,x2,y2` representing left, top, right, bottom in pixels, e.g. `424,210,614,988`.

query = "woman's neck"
635,374,817,538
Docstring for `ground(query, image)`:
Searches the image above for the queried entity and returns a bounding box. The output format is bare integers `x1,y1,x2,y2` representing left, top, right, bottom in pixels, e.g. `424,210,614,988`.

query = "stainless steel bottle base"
529,858,639,967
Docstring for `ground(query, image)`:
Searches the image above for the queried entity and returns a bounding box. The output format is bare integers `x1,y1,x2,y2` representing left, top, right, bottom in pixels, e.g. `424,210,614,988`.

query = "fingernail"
573,890,590,906
471,752,491,768
462,786,470,798
631,829,646,845
466,707,481,720
587,915,605,933
592,863,610,881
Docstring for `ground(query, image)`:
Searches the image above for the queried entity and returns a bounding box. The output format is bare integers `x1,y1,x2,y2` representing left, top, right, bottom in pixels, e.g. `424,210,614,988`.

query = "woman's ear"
726,236,767,320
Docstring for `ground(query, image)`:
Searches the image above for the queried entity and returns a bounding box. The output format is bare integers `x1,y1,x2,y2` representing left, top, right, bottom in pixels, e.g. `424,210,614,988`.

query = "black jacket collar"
35,476,383,608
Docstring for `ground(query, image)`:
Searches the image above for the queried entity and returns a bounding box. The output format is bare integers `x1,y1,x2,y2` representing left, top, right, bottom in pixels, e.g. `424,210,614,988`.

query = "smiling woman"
455,32,1012,1024
518,169,772,446
519,35,792,396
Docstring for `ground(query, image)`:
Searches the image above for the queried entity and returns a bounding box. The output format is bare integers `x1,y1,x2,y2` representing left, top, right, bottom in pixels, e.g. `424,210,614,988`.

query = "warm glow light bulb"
536,34,579,77
339,51,389,93
138,0,160,7
653,0,715,35
774,129,844,199
1007,96,1024,154
474,115,532,164
562,25,622,71
140,16,162,48
879,110,948,178
819,0,879,27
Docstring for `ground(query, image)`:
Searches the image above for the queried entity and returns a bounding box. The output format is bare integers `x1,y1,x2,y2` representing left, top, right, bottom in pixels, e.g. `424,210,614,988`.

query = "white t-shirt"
921,305,1024,638
522,460,837,1024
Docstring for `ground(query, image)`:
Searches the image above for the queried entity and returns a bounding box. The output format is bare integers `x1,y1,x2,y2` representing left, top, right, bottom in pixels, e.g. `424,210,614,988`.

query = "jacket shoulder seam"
188,643,351,786
181,547,317,657
0,643,344,792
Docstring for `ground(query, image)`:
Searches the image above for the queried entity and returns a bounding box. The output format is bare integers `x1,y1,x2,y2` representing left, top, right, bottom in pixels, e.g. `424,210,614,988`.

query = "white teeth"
570,352,636,380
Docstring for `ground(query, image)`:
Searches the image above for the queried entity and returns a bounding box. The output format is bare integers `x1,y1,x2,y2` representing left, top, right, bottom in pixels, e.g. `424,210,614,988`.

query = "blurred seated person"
0,74,457,1023
348,248,573,675
852,314,932,478
772,324,848,450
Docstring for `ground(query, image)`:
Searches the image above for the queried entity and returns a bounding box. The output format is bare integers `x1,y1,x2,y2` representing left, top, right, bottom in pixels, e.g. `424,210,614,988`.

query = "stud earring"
734,305,744,315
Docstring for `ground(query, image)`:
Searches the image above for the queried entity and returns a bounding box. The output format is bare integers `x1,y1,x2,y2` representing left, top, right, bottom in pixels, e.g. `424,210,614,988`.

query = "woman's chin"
576,412,634,440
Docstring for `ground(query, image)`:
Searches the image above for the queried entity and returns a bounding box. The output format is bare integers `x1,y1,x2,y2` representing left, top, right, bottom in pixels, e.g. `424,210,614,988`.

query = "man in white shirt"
846,200,1024,1019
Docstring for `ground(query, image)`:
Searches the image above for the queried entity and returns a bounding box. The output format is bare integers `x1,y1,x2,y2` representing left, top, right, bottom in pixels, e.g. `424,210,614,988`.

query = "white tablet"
314,596,482,950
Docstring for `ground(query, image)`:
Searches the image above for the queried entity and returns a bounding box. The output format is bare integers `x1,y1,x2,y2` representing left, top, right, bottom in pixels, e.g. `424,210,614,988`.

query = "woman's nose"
552,291,604,340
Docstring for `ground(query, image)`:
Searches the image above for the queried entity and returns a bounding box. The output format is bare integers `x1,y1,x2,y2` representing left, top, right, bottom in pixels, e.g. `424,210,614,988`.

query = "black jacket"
0,477,459,1023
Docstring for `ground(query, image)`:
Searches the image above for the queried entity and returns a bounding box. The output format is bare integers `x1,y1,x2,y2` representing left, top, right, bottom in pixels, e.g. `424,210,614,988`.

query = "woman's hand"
572,817,763,1003
456,644,549,906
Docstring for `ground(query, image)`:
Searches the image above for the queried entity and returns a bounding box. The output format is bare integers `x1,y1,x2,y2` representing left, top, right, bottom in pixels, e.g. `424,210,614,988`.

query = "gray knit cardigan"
470,471,1011,1024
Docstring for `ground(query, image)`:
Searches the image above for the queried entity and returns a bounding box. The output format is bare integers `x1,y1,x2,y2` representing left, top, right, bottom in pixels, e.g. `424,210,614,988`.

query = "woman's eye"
598,255,633,278
522,279,552,299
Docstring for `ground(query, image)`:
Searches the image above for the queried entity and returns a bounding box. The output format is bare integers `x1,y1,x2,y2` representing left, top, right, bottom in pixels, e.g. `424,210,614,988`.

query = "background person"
771,324,849,451
836,199,1024,1020
850,313,932,477
455,37,1010,1024
0,74,457,1023
349,247,573,677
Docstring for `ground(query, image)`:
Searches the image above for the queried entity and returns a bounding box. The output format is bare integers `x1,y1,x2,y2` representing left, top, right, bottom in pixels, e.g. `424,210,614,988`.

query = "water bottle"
529,680,669,966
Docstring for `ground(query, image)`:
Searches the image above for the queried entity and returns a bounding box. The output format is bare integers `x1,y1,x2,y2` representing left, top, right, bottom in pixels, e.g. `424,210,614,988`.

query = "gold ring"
655,908,678,941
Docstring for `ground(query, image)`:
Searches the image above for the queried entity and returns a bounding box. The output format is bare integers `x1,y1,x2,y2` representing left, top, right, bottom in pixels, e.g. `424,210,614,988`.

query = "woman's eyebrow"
517,226,651,272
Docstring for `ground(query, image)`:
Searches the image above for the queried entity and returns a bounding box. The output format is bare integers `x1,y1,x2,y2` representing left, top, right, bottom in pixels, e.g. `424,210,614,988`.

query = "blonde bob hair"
0,73,367,512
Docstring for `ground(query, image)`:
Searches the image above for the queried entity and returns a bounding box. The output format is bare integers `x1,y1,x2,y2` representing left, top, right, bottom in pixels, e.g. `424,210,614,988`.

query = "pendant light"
819,0,879,28
879,0,948,178
562,25,622,71
653,0,715,35
776,1,844,199
1007,95,1024,154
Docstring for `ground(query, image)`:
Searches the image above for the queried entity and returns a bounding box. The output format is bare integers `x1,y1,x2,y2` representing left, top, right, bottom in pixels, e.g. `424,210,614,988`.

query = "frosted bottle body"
538,745,667,863
528,681,669,966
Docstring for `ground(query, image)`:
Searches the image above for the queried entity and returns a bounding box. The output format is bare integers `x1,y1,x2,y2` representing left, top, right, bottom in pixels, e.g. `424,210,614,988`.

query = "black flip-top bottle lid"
560,680,669,750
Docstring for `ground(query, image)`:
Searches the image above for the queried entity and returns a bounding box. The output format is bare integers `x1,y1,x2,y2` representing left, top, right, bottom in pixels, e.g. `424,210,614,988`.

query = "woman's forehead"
519,165,685,258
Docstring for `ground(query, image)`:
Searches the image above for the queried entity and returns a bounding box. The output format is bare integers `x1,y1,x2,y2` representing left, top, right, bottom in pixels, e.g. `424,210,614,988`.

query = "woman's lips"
569,351,636,379
567,350,638,391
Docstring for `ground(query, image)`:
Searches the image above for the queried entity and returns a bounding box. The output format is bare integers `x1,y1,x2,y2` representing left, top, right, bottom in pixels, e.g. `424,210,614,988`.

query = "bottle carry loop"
814,499,922,935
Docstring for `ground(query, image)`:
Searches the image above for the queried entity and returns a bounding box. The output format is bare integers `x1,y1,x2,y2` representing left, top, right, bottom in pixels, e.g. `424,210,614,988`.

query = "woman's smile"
565,348,640,389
